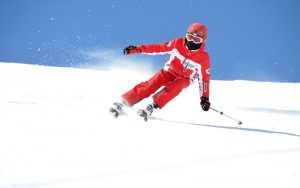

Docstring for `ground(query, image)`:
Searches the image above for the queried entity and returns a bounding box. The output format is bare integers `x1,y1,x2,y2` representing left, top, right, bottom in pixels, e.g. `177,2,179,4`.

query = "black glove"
123,45,141,55
200,97,210,111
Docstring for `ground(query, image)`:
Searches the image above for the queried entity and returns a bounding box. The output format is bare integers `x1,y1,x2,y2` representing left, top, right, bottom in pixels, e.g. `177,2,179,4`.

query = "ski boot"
109,102,124,118
138,102,158,121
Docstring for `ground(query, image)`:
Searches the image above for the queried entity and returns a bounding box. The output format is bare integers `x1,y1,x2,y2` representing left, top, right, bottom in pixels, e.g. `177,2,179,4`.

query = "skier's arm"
197,54,211,111
123,39,176,55
139,40,174,55
199,64,210,99
199,64,211,111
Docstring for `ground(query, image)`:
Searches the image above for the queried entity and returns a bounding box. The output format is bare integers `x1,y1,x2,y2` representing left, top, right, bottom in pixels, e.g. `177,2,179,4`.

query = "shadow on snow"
151,117,300,138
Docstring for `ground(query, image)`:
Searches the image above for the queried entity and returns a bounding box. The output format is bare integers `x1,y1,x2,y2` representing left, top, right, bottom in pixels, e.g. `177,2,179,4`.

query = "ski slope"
0,62,300,188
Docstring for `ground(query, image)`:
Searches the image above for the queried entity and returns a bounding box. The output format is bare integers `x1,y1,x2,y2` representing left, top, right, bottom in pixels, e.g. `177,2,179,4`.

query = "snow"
0,62,300,188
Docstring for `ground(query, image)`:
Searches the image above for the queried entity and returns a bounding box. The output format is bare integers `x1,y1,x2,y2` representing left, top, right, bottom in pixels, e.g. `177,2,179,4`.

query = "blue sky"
1,0,300,82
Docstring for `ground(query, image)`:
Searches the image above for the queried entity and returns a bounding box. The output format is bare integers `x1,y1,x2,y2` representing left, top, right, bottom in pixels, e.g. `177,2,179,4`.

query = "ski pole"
210,107,243,125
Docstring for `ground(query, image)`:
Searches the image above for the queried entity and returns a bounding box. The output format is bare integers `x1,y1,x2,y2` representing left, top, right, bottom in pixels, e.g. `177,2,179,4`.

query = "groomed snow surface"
0,62,300,188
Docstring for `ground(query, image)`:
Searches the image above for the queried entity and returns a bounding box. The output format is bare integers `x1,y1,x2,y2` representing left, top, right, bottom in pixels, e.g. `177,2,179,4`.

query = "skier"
110,23,211,120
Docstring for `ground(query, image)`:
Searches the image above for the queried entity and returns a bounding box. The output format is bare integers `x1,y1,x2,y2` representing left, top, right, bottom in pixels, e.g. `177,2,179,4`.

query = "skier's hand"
123,45,141,55
200,97,210,111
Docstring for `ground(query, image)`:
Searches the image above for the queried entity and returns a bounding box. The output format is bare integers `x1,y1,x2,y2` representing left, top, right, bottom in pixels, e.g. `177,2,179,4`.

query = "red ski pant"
122,69,190,108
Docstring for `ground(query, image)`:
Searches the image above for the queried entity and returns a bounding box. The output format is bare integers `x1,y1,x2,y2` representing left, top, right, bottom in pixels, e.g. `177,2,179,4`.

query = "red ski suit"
122,37,211,109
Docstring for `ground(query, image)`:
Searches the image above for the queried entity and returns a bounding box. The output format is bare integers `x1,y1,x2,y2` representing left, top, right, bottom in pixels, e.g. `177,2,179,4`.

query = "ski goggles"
186,32,203,44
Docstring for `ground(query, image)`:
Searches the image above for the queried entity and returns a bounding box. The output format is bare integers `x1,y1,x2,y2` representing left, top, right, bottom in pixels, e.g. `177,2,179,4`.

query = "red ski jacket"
139,37,211,99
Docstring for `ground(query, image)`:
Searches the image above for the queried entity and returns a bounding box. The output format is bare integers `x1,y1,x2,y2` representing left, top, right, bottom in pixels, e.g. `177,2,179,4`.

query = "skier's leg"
152,76,190,108
122,69,175,106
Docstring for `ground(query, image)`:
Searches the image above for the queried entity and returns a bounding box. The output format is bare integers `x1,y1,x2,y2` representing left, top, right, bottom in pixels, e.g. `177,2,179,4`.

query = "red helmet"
187,23,208,41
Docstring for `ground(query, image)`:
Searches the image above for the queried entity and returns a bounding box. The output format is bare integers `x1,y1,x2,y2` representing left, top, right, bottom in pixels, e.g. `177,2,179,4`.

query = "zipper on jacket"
183,58,189,72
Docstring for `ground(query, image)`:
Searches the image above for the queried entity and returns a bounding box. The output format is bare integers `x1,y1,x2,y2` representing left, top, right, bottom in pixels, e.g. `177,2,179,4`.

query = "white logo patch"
166,41,171,47
206,68,211,74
